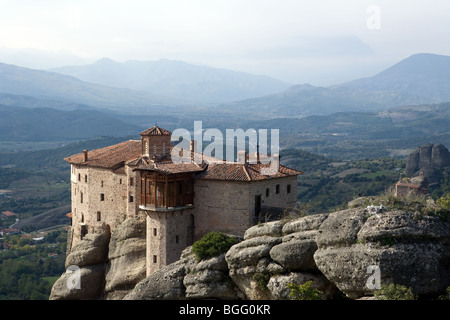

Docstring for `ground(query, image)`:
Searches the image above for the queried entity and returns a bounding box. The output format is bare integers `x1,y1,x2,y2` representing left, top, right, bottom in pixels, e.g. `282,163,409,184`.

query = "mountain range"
49,58,292,103
221,53,450,117
0,52,449,152
1,53,450,118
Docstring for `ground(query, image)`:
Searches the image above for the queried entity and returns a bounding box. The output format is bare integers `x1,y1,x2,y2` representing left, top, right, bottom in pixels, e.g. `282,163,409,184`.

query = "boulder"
314,208,450,299
50,229,111,300
65,231,110,268
269,239,317,271
49,264,106,300
104,217,147,300
124,253,195,300
184,253,242,299
267,272,337,300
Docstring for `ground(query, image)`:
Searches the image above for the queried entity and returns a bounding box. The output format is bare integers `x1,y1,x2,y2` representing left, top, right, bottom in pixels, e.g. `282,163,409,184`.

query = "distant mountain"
343,53,450,102
0,62,185,113
50,58,292,103
221,53,450,117
0,105,140,141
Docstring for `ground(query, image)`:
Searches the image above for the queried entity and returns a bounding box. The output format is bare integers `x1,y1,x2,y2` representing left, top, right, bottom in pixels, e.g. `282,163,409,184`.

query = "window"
85,175,88,183
153,255,157,263
101,181,104,187
266,188,270,197
100,193,105,201
78,174,81,181
97,211,101,221
287,184,291,194
119,178,122,184
175,235,179,244
129,177,134,186
81,214,84,223
153,228,157,236
80,192,83,203
276,184,280,194
129,195,134,203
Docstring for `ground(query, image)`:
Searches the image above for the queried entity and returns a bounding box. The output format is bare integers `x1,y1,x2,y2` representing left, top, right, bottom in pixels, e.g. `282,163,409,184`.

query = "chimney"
83,150,88,162
237,150,247,165
273,153,279,171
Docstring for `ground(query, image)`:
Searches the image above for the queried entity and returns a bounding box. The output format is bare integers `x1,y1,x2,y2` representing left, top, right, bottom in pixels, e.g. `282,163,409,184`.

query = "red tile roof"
129,156,207,174
64,140,142,169
63,127,303,180
196,163,303,181
140,126,172,136
1,211,17,217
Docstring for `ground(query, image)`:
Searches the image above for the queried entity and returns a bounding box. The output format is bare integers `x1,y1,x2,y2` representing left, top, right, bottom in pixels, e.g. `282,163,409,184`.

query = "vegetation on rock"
192,232,238,261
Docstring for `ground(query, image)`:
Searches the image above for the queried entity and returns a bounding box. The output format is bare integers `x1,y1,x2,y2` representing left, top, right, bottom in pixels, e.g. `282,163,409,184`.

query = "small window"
80,192,83,203
276,184,280,194
153,255,157,263
81,214,84,223
100,193,105,201
130,177,134,186
287,184,291,194
153,228,157,236
97,211,101,221
175,235,179,244
78,174,81,181
119,178,122,184
85,175,88,183
129,195,134,203
266,188,270,197
101,181,104,187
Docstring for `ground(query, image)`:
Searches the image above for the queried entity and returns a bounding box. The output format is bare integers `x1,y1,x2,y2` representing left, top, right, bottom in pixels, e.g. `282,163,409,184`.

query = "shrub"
253,272,272,289
287,281,323,300
191,231,237,261
374,283,416,300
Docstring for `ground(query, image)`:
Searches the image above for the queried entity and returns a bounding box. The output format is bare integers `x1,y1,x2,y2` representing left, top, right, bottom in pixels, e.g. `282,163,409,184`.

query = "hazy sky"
1,0,449,85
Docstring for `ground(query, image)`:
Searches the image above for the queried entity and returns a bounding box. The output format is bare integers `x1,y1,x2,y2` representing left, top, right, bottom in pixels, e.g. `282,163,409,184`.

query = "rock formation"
314,207,450,299
49,231,110,300
51,200,450,300
50,217,146,300
405,143,450,182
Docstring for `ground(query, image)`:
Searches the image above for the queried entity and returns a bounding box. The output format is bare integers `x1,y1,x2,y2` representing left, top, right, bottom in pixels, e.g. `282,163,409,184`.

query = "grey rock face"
65,231,110,268
314,208,450,299
105,217,147,300
50,230,111,300
49,264,107,300
405,143,450,177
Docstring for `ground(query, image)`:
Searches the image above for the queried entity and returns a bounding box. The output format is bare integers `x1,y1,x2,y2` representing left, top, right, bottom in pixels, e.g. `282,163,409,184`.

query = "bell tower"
140,125,172,159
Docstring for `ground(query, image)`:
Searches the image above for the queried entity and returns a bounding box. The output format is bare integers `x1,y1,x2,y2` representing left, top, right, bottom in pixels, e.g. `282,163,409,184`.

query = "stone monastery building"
65,126,302,275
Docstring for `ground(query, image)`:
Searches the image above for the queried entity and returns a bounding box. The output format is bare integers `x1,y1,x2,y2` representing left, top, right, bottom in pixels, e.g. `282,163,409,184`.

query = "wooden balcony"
139,172,195,212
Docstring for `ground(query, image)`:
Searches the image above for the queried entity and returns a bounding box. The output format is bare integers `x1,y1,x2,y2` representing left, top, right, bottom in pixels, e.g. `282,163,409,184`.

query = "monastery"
64,126,302,275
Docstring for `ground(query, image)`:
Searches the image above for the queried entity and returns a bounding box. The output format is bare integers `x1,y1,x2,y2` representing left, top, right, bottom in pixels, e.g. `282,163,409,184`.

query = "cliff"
50,198,450,300
405,143,450,183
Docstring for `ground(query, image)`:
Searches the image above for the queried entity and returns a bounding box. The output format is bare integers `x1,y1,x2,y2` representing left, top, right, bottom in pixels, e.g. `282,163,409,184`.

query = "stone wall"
70,165,128,248
193,176,298,238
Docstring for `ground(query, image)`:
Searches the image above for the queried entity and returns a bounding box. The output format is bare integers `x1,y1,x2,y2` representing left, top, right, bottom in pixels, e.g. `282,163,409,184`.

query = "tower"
140,125,172,159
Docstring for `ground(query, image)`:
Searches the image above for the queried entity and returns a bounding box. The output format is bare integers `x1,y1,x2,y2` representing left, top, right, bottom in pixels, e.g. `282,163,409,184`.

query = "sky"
0,0,450,85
